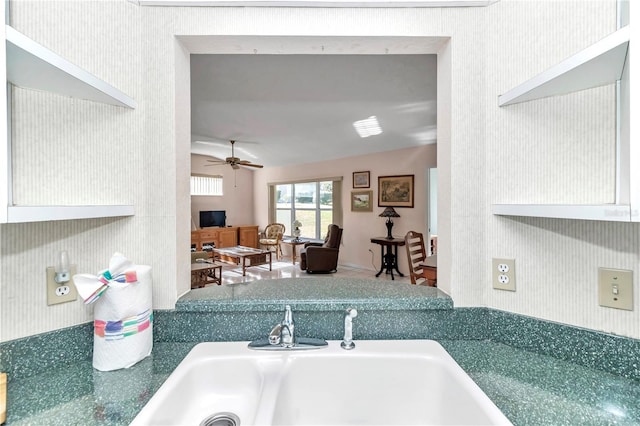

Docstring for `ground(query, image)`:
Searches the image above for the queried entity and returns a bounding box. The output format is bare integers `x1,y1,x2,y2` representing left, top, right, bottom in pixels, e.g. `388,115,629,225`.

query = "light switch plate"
492,258,515,291
598,268,633,311
46,265,78,305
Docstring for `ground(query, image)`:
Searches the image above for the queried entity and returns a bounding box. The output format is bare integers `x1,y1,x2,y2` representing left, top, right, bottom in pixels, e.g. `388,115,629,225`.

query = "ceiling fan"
205,140,264,170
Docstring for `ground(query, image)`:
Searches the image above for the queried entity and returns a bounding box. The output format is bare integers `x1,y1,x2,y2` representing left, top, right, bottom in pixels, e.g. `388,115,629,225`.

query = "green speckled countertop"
176,277,451,311
3,277,640,425
442,340,640,425
5,340,640,425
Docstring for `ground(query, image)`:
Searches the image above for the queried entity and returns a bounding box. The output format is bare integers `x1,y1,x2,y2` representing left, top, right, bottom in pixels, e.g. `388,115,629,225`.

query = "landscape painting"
378,175,414,208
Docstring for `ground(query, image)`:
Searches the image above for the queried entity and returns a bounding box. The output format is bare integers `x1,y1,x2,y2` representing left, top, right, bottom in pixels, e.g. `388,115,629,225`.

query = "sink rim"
131,339,513,426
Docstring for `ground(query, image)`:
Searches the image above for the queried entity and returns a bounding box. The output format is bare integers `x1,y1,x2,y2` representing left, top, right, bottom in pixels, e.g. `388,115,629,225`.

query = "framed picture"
352,171,370,188
351,190,373,212
378,175,414,208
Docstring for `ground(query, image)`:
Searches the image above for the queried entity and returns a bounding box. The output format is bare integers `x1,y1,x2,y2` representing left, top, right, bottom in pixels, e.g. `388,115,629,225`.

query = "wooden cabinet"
238,225,259,248
199,229,221,249
191,225,259,250
190,231,200,250
218,227,238,248
191,227,238,250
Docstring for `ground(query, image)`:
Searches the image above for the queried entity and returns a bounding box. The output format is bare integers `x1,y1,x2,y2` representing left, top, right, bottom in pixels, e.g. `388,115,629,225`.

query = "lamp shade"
379,207,400,218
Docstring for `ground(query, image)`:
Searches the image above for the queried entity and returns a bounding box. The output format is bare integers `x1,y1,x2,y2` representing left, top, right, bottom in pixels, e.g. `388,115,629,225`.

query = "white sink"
131,340,512,426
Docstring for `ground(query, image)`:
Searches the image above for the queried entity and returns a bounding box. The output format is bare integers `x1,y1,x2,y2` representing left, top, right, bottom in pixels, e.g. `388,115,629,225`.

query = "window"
190,174,223,196
271,178,342,240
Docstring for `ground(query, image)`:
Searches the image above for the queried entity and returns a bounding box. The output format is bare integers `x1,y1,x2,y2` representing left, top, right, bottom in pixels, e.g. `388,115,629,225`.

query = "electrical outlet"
55,286,71,296
497,263,510,273
46,265,78,305
493,258,515,291
598,268,633,310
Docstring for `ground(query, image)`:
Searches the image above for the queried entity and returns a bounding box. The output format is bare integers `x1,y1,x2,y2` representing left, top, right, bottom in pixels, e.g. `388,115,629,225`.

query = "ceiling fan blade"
202,140,264,169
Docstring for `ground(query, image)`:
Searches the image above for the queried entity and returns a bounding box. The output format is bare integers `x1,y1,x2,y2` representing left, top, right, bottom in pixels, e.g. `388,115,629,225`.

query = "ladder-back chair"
404,231,437,286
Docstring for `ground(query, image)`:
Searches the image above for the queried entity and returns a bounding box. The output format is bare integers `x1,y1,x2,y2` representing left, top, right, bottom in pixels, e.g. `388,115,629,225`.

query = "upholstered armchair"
259,223,285,259
299,224,343,273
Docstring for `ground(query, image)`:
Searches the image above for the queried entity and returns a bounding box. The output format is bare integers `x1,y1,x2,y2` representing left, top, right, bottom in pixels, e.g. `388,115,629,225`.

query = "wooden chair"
404,231,437,286
259,223,285,260
191,251,209,263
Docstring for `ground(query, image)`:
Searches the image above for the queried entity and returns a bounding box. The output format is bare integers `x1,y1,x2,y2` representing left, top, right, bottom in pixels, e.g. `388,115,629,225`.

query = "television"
200,210,226,228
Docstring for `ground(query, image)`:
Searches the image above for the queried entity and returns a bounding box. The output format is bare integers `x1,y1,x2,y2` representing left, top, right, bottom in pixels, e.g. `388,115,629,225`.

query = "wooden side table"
370,237,405,280
281,239,306,264
190,262,223,288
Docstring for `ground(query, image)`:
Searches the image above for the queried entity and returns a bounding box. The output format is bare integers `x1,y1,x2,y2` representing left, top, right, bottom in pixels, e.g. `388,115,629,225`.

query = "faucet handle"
341,308,358,350
269,324,282,345
280,305,295,347
283,305,293,325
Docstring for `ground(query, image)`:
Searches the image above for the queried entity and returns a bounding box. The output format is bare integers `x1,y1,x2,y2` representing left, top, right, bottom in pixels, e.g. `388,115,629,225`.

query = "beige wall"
190,154,255,228
3,0,637,342
253,145,437,272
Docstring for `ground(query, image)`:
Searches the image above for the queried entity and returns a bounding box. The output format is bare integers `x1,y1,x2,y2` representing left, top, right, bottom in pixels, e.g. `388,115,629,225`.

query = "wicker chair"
259,223,285,260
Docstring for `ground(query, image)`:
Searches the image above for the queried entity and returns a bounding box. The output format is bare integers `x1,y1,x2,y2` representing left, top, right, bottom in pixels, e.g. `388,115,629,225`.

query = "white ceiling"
190,54,437,168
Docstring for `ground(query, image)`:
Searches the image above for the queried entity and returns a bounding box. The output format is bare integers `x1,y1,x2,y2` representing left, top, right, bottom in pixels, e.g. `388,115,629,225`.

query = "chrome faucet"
269,305,295,348
249,305,328,350
341,308,358,350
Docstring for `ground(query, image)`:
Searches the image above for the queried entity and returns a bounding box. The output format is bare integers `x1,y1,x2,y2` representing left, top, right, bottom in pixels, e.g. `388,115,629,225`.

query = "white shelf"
494,22,634,223
2,24,138,223
6,205,135,223
498,26,630,107
491,204,632,222
5,25,137,108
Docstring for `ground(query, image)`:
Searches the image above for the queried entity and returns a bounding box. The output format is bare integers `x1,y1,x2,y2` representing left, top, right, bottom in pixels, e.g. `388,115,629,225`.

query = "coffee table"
213,246,272,276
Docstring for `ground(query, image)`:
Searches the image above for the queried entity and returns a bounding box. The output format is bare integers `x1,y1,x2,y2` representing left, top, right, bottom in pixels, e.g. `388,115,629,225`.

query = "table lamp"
379,207,400,239
292,220,302,241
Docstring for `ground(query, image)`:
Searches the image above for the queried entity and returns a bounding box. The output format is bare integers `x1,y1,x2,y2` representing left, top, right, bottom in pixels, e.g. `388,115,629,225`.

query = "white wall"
429,168,438,236
0,0,154,341
484,0,639,337
3,0,638,342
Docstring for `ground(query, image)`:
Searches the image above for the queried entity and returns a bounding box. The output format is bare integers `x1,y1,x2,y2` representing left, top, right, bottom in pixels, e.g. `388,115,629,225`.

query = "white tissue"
92,263,153,371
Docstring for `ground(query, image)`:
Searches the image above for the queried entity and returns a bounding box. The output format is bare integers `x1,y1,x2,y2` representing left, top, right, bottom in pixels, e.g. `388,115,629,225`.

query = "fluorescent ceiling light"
353,116,382,138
